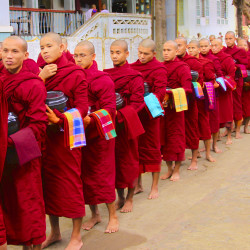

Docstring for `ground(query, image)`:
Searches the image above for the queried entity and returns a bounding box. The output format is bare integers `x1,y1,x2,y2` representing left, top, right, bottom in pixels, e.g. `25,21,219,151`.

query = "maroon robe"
37,50,75,68
0,65,47,245
200,52,222,133
179,53,201,149
242,50,250,118
224,45,248,121
82,61,116,205
213,50,235,125
42,54,88,218
197,55,214,139
162,58,192,161
104,62,144,189
131,57,167,173
23,58,40,75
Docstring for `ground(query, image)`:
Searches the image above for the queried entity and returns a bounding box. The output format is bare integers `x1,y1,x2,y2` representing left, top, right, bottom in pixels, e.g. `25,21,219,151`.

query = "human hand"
46,105,60,124
39,64,57,81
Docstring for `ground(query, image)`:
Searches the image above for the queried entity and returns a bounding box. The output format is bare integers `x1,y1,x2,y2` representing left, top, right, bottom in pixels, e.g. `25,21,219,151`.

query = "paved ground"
9,129,250,250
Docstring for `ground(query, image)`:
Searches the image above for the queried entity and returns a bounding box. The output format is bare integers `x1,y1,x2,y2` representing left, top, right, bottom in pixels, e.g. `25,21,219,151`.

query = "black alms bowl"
8,112,20,136
144,82,150,96
116,93,125,110
191,70,199,82
46,91,68,112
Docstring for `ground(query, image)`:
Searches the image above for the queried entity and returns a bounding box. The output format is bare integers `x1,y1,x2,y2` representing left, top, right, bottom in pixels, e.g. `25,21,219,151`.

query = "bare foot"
65,238,83,250
82,215,101,231
105,216,119,233
244,126,250,134
41,233,62,249
23,246,33,250
120,200,133,213
160,170,173,180
134,185,144,195
226,138,233,145
148,188,159,199
115,199,125,210
206,155,216,162
170,172,180,182
213,146,222,153
188,154,201,160
235,132,242,139
187,162,198,170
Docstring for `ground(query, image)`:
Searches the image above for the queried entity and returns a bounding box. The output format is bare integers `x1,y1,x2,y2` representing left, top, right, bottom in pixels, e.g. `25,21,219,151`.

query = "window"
197,0,209,18
9,0,23,7
217,0,228,24
196,0,201,16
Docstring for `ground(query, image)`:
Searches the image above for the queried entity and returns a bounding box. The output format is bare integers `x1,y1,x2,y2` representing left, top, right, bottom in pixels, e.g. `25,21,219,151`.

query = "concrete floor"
9,129,250,250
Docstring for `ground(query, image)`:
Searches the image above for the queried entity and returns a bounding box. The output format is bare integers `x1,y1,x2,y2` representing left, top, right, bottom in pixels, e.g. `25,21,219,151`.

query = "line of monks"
0,31,249,250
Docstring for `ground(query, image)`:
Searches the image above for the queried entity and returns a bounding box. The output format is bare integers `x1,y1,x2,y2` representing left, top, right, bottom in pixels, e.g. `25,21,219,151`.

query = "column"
0,0,13,41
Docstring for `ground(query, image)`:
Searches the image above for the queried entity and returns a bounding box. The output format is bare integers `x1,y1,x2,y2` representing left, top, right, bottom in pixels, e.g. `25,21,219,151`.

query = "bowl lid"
46,91,68,106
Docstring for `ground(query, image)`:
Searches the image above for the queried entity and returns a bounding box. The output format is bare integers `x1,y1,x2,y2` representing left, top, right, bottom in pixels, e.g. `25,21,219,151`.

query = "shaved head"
165,40,178,50
189,40,200,48
111,40,128,52
76,40,95,54
225,31,236,37
237,38,248,51
211,38,223,54
199,38,211,55
41,32,62,45
175,36,187,45
139,39,156,52
4,36,27,52
213,38,223,46
200,38,210,44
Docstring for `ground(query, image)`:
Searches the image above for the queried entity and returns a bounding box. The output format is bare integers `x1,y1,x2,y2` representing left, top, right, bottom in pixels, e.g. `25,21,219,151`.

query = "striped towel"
89,109,117,140
216,77,227,91
192,82,204,99
64,108,86,149
144,93,164,118
204,82,215,110
224,76,236,90
171,88,188,112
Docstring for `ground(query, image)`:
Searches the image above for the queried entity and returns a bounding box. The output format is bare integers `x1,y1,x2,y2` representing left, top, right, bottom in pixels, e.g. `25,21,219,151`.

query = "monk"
74,41,119,233
237,38,250,134
1,36,47,249
39,32,88,249
104,40,144,213
37,37,75,68
161,40,192,181
224,31,248,138
200,38,223,153
131,39,167,199
209,35,216,43
211,38,235,145
187,40,215,162
175,37,200,170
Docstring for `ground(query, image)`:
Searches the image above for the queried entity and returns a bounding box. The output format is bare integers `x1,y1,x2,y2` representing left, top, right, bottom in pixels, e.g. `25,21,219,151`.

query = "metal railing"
9,7,85,37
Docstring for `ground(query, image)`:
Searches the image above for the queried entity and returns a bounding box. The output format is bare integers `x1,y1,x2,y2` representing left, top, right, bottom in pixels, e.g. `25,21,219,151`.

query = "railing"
9,7,85,37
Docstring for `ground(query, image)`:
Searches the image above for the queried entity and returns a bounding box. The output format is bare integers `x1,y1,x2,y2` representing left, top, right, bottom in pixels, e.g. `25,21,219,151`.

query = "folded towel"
144,93,164,118
9,127,41,166
216,77,227,91
89,109,117,140
192,82,204,99
204,82,216,110
224,76,236,90
64,108,86,149
118,106,145,139
171,88,188,112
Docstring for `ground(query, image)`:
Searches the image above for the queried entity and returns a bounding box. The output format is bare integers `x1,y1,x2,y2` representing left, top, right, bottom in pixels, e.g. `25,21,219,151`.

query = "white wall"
178,0,236,40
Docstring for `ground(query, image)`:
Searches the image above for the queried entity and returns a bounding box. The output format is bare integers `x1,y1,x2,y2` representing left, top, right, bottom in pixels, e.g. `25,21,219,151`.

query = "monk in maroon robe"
1,36,47,250
200,38,223,153
130,39,167,199
39,33,88,250
237,38,250,134
104,40,144,213
161,40,192,181
224,31,248,138
187,40,215,162
211,38,235,145
23,58,40,75
175,37,200,170
74,41,119,233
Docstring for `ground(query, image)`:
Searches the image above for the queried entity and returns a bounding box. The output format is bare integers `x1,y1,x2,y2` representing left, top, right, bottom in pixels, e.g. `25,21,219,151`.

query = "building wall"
178,0,236,40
